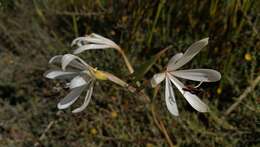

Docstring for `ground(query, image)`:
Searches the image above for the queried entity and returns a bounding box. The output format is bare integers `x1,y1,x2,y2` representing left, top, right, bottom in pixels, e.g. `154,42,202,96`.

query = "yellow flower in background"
217,87,222,95
122,16,128,23
146,143,154,147
244,52,252,61
90,128,97,135
111,111,118,118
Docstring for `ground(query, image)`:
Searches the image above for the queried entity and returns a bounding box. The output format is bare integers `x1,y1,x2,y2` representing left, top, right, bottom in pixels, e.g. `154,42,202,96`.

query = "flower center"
92,68,108,80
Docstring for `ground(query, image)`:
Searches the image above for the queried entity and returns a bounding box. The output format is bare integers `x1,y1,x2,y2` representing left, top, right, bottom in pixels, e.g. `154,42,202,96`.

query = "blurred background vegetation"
0,0,259,146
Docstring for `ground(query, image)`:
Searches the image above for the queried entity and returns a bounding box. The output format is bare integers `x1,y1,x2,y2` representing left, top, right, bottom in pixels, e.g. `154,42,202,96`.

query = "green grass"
0,0,259,146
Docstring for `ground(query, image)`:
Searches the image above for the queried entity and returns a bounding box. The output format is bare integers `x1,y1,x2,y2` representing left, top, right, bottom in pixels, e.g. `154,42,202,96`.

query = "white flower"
44,54,129,113
151,38,221,116
71,33,134,73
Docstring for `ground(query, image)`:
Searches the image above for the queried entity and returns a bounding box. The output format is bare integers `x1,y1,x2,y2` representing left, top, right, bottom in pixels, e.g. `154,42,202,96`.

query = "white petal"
57,86,86,109
171,69,221,82
69,76,88,89
73,44,112,54
168,74,209,112
167,53,183,70
72,81,94,113
83,36,110,45
49,55,63,64
170,38,209,70
72,34,120,49
90,33,119,48
71,37,88,46
72,36,113,46
61,54,90,70
44,70,77,79
49,55,85,70
151,73,165,87
165,77,179,116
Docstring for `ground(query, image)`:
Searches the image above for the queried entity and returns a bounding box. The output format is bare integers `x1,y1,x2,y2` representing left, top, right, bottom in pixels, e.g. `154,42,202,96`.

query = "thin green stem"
147,0,166,48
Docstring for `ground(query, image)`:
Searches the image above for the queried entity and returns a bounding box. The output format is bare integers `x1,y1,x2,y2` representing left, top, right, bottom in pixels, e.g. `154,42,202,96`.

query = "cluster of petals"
71,33,134,73
45,34,132,113
151,38,221,116
44,54,128,113
71,33,121,54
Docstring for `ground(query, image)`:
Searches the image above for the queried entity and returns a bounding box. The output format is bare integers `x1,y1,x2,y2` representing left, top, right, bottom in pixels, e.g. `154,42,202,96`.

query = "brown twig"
151,104,175,147
34,120,55,146
96,135,163,144
42,10,104,17
224,75,260,116
242,12,260,39
237,1,260,40
34,119,56,146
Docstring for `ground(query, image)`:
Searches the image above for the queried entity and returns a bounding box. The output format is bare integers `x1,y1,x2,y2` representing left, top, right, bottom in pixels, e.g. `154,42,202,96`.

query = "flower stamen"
194,81,203,88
